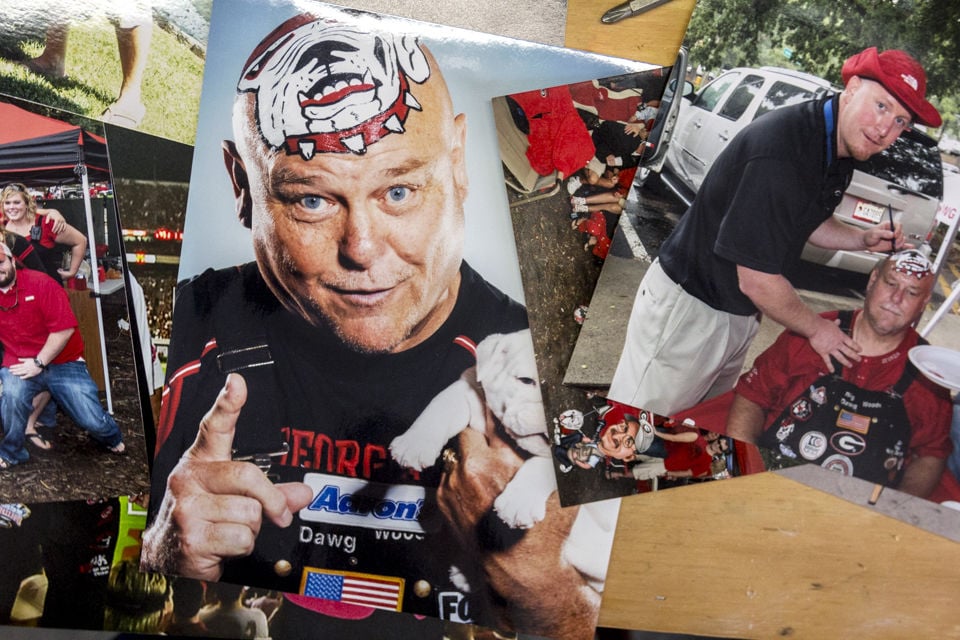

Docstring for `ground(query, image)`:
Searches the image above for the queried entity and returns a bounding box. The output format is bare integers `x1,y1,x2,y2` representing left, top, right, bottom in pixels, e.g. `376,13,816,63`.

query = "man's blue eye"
301,196,325,210
387,186,409,202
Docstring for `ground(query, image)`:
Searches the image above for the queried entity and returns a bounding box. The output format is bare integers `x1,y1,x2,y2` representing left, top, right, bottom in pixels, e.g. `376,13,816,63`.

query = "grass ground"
0,14,205,145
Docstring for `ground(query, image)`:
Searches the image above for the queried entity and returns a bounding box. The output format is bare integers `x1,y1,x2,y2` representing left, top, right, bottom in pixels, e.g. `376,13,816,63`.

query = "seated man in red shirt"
0,243,124,468
726,250,951,498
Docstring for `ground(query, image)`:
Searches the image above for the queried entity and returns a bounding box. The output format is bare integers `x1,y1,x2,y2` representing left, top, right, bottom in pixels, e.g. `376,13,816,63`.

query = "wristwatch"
33,357,45,370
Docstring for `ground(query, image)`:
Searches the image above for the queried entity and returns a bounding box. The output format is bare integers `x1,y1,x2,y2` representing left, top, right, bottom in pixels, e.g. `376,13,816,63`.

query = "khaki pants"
608,259,759,416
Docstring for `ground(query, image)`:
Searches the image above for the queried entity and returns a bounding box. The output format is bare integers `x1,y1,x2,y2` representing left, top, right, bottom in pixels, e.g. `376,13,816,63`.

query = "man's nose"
874,111,901,140
337,204,381,269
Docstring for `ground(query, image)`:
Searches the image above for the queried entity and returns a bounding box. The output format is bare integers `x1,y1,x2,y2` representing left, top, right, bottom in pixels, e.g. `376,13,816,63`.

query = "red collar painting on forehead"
237,14,432,158
890,249,933,280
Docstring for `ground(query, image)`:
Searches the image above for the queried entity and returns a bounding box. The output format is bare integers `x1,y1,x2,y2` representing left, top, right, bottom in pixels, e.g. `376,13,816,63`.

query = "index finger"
195,461,299,528
188,373,247,463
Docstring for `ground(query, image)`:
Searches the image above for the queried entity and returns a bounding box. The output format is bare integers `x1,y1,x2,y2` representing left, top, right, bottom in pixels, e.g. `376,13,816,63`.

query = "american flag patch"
836,410,870,434
300,568,404,611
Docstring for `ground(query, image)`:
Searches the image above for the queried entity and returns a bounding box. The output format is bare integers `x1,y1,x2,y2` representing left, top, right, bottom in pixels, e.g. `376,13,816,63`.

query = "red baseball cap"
841,47,941,128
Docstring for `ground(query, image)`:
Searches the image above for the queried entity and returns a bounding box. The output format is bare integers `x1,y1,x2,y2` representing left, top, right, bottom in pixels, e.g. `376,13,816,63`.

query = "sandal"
25,431,52,451
0,457,11,470
101,102,146,128
108,442,126,455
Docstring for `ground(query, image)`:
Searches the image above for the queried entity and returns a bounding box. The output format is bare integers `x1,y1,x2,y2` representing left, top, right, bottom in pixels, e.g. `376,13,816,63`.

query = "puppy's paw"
494,478,548,529
389,429,443,471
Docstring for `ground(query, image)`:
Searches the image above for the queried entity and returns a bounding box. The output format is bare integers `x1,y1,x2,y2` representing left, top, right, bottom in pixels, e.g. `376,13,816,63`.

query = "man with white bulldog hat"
142,11,598,639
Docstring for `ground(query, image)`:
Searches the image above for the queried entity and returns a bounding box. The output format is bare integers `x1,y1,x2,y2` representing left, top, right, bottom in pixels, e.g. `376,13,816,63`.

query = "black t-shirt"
659,94,854,315
592,119,643,169
150,260,529,625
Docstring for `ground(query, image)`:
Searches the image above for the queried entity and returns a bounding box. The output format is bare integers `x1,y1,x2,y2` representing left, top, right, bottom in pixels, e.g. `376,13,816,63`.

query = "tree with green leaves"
683,0,959,135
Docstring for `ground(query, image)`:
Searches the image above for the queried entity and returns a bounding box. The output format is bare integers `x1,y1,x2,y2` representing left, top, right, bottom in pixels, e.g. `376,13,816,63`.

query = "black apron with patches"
757,311,920,487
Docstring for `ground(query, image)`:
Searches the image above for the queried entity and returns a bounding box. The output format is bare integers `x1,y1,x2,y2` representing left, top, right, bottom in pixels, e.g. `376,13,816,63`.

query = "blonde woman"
0,183,86,283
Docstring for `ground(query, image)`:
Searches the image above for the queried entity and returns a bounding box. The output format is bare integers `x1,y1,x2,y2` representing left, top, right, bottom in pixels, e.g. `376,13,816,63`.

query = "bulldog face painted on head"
889,249,933,280
239,16,431,158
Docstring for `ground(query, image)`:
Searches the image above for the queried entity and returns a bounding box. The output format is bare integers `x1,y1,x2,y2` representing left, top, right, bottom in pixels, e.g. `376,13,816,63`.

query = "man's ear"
451,113,469,202
223,140,253,229
840,75,863,107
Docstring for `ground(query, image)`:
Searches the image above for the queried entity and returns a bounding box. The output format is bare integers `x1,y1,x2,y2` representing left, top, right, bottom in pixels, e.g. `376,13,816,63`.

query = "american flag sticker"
300,567,404,611
836,410,871,434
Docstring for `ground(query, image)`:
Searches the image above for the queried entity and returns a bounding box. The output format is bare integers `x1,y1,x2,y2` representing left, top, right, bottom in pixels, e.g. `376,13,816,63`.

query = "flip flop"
101,102,146,128
0,457,11,470
108,442,126,455
25,432,52,451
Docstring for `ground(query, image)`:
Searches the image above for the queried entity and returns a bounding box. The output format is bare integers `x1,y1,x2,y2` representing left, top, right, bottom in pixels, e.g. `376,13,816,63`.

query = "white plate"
909,345,960,391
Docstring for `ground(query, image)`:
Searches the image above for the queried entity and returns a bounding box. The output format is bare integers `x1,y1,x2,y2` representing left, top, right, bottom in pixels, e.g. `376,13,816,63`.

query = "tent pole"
77,164,113,414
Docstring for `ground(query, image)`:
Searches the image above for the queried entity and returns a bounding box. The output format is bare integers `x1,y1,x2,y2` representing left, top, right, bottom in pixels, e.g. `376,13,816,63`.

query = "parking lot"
565,164,960,388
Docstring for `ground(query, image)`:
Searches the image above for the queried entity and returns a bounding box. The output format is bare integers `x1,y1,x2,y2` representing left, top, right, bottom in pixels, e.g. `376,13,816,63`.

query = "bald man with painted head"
727,250,952,498
141,14,597,638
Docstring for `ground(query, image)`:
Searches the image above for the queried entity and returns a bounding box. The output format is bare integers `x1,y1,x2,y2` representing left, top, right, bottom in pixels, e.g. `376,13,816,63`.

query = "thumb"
278,482,315,514
189,373,247,462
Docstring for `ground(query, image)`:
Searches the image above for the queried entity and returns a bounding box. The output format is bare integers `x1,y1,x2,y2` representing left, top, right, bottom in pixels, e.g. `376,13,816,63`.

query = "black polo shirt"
659,94,854,315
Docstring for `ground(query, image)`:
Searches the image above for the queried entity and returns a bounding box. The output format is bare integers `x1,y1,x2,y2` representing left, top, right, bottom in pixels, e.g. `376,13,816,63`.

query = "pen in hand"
887,203,895,254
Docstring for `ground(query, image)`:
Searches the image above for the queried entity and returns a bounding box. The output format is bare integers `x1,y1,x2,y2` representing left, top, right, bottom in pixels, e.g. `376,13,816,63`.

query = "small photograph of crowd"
551,393,760,506
102,122,191,442
0,96,151,503
497,66,672,264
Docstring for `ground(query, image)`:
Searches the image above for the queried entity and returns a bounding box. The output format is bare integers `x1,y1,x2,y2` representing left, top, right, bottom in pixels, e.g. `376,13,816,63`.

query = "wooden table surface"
564,0,697,66
598,471,960,637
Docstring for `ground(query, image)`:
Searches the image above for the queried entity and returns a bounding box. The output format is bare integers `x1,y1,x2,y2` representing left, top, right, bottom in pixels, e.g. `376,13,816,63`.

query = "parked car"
643,65,944,273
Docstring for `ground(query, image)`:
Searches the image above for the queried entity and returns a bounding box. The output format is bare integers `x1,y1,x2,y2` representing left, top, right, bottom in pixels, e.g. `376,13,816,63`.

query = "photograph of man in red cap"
607,45,941,418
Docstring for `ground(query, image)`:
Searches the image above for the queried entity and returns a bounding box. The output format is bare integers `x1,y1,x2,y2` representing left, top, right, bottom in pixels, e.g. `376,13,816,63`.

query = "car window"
691,72,741,113
855,131,944,199
718,74,765,121
755,81,819,119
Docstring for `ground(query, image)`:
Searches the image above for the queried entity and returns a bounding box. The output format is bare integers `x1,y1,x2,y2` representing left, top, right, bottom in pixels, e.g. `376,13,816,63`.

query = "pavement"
565,215,960,388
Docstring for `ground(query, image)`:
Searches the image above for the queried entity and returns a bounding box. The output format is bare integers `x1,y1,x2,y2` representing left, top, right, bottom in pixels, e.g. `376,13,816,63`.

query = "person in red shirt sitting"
726,250,951,498
0,243,124,468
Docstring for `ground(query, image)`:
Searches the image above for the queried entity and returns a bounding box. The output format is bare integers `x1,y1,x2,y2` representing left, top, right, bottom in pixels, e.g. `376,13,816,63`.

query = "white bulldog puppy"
390,328,553,528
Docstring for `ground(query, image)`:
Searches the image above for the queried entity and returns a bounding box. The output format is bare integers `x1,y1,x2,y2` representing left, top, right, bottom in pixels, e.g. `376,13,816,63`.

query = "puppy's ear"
475,332,507,385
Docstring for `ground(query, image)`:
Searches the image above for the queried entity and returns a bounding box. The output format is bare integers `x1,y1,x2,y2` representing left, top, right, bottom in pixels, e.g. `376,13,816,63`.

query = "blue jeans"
0,361,122,465
949,397,960,483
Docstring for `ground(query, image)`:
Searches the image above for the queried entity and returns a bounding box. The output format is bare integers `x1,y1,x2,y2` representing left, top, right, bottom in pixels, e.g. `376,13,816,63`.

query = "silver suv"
650,66,944,273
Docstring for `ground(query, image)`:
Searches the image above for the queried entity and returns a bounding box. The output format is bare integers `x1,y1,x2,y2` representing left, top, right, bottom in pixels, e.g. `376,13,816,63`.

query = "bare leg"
24,23,69,78
102,17,152,126
114,23,151,110
24,392,53,450
570,194,625,215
